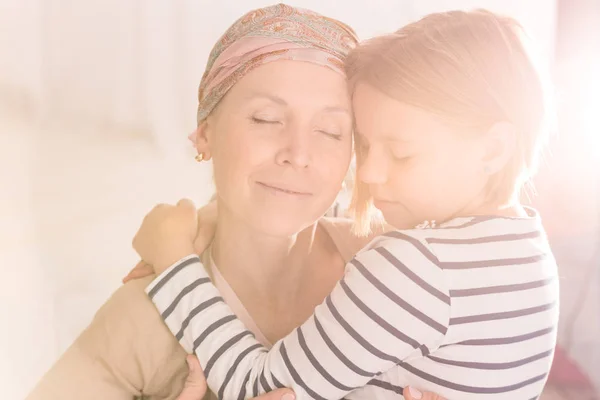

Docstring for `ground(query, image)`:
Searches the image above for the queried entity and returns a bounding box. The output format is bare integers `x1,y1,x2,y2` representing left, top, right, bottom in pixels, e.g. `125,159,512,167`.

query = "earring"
195,153,204,162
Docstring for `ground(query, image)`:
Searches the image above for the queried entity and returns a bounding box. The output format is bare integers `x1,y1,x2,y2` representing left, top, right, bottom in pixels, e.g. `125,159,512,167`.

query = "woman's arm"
26,276,189,400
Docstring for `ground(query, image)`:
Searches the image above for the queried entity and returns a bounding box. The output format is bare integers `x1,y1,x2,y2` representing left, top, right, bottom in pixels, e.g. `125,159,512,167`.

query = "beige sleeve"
26,276,189,400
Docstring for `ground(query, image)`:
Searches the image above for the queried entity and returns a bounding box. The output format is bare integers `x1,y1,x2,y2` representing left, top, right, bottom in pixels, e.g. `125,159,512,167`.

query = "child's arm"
147,235,451,400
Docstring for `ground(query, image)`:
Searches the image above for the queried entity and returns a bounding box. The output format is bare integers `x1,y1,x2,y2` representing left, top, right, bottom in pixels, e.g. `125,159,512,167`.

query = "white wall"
4,1,589,399
1,0,558,152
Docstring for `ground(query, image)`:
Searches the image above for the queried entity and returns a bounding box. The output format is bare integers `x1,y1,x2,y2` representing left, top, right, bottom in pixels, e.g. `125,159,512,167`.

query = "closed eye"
393,155,411,163
251,117,281,124
319,130,342,141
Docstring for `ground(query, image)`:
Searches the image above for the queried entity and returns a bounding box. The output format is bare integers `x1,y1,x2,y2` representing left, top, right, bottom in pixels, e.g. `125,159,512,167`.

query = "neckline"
207,247,274,348
434,205,540,228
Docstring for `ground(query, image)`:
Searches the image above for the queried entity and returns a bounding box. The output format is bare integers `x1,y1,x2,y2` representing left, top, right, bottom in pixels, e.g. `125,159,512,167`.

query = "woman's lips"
256,182,312,196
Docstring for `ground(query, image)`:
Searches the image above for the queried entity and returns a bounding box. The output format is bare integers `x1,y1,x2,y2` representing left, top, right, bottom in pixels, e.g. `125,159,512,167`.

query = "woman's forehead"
224,62,351,110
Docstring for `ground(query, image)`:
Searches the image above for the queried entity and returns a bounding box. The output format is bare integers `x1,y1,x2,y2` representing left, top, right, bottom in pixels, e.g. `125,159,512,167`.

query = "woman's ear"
480,121,517,175
192,121,213,161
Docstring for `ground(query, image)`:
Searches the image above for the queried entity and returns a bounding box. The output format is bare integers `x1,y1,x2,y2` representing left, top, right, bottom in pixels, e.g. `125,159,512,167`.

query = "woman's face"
201,61,353,236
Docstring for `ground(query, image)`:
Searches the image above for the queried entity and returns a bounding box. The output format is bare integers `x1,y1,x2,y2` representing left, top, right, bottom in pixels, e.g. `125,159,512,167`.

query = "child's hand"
124,200,217,283
132,199,198,275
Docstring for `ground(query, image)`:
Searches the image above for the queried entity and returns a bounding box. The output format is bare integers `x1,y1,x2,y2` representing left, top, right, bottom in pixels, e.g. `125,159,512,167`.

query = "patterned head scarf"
194,3,359,127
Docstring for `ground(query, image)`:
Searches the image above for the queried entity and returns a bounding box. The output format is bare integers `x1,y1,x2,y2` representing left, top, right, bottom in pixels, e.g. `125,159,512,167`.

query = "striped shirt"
147,209,558,399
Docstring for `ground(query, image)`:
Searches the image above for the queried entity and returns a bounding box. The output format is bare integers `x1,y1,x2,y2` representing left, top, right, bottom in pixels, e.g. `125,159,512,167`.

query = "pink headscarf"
190,3,359,142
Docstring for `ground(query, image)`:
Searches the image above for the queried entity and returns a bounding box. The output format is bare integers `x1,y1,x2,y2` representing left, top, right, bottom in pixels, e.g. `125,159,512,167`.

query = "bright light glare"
581,75,600,155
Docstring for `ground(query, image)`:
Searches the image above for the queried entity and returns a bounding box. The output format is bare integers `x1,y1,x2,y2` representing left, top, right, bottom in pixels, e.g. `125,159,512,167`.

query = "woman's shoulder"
89,275,183,359
318,217,389,262
86,276,189,398
96,276,157,324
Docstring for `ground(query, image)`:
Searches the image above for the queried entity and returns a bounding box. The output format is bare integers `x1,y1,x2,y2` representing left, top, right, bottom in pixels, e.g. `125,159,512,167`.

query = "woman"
26,4,436,400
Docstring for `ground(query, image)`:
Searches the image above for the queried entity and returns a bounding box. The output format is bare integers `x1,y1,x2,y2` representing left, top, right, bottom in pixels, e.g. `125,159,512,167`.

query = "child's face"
353,83,490,228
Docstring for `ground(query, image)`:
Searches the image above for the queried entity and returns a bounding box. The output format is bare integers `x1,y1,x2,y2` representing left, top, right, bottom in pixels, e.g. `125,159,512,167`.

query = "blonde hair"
345,9,554,234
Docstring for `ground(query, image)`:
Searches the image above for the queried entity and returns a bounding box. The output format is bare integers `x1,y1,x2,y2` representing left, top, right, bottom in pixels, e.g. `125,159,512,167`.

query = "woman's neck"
210,207,321,296
209,206,345,343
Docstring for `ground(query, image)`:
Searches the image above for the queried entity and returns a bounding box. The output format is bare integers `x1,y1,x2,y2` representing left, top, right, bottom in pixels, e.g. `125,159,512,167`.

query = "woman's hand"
132,199,198,275
403,386,447,400
177,355,295,400
122,260,154,284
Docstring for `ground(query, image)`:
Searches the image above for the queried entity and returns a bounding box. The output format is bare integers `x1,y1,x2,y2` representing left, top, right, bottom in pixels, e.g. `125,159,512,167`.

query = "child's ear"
480,121,517,175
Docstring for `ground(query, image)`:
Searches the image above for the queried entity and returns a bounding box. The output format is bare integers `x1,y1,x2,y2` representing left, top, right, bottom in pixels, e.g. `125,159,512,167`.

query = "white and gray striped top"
147,208,558,400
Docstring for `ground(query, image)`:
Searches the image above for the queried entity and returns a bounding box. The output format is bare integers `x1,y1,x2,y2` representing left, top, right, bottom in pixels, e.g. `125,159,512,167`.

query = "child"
135,9,558,400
